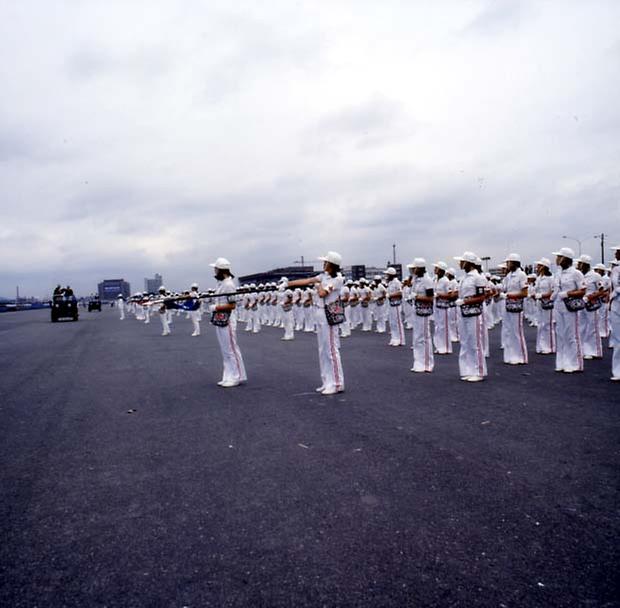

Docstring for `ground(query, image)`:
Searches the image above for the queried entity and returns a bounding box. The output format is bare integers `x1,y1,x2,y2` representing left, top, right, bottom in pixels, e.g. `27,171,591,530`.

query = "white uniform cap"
373,275,382,281
453,251,478,264
593,263,606,271
505,252,521,262
447,267,456,275
552,247,575,259
158,286,166,291
407,257,427,269
250,283,256,288
280,276,288,282
433,261,448,271
317,251,342,266
610,244,620,250
209,257,231,270
383,267,397,276
535,257,551,268
117,294,123,298
497,262,507,269
577,254,592,265
191,282,198,288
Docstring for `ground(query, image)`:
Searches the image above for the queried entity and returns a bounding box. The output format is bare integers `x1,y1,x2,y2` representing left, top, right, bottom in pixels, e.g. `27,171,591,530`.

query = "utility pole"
16,285,19,304
392,244,396,265
594,233,607,264
293,256,306,268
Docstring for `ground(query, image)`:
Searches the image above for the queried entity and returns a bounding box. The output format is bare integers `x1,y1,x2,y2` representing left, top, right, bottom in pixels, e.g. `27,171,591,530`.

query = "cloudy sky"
1,0,619,297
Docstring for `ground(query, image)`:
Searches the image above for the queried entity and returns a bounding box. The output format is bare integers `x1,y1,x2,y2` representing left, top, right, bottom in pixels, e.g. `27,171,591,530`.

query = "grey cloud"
197,11,324,103
303,97,416,154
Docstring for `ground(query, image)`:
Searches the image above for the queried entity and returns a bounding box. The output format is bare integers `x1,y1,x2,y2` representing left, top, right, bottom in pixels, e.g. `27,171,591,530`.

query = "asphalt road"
1,307,619,607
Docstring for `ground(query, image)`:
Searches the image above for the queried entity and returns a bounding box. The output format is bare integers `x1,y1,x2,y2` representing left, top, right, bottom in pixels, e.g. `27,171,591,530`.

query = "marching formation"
116,244,620,393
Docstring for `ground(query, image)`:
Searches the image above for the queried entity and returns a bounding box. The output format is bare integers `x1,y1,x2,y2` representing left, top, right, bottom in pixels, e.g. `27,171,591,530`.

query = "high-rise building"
98,279,130,301
144,273,163,294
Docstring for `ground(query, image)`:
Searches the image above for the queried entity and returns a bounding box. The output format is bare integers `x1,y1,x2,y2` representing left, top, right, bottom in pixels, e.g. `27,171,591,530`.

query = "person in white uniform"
446,268,460,343
339,281,352,338
433,261,453,354
609,246,620,380
372,276,388,334
116,294,125,320
279,278,295,341
359,278,373,331
552,247,586,373
577,255,604,360
285,251,345,395
453,252,488,382
157,286,171,336
407,258,435,372
189,283,202,337
593,264,611,338
533,258,556,354
385,267,405,346
207,257,247,388
500,253,529,365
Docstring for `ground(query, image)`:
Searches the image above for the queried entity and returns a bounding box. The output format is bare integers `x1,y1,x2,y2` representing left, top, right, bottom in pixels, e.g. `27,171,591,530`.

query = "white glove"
208,304,217,313
558,291,568,300
410,293,417,301
455,298,464,307
499,293,507,300
535,294,542,300
279,278,288,291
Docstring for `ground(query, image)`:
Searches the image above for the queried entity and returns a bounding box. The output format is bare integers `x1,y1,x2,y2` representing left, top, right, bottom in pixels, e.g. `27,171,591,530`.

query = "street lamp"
480,256,491,272
562,235,582,257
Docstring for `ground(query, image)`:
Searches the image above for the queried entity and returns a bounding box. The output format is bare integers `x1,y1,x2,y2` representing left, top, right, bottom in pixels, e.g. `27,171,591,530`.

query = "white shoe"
220,380,240,388
460,376,472,381
466,376,484,382
191,332,200,337
583,355,593,360
315,386,325,393
161,332,170,336
321,387,337,395
217,380,226,386
611,377,620,382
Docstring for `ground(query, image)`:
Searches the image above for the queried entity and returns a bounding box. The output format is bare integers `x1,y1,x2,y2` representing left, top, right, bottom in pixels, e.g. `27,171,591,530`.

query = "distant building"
144,273,163,294
239,266,315,285
343,264,400,280
98,279,130,301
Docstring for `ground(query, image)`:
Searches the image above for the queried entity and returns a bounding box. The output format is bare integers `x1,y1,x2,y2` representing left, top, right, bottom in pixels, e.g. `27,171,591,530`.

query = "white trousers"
388,304,405,345
316,318,344,391
458,313,487,378
608,304,620,377
449,306,460,342
215,318,247,383
536,307,556,354
502,311,528,364
282,309,294,339
555,304,583,372
160,311,170,334
361,305,372,331
412,314,434,372
579,309,603,358
191,310,201,335
433,307,452,354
